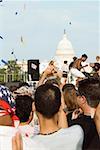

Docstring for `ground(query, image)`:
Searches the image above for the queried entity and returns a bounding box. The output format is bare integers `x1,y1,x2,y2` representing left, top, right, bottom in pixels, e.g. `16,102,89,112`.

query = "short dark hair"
34,84,61,118
78,77,100,108
15,95,34,122
64,60,67,64
82,54,88,59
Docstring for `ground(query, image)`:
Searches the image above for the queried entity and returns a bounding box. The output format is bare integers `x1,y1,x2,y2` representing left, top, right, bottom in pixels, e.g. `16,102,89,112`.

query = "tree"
0,60,22,82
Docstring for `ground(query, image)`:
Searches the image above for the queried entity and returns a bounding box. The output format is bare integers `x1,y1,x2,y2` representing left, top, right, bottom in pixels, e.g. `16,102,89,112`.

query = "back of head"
62,84,78,110
45,77,61,87
35,84,61,119
15,95,34,123
78,77,100,108
14,86,33,97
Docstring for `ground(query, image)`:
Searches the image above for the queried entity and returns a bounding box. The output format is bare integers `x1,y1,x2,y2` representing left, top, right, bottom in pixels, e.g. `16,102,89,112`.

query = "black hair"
78,77,100,108
64,60,67,64
15,95,34,122
73,56,77,61
34,84,61,119
82,54,88,59
94,63,100,72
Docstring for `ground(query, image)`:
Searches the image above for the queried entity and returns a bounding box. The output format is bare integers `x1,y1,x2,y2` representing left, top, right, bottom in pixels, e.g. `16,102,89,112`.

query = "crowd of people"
0,54,100,150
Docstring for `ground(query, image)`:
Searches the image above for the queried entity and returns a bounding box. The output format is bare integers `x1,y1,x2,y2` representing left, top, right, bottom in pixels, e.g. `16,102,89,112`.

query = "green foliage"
7,60,21,73
0,60,22,82
0,68,6,74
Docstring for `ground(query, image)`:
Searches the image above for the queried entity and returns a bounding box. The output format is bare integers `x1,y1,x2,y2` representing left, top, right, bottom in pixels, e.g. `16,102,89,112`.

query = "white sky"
0,0,100,65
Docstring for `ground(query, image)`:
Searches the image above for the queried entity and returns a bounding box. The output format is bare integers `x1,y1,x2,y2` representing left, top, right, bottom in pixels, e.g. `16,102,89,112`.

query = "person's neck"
83,105,96,118
39,116,60,135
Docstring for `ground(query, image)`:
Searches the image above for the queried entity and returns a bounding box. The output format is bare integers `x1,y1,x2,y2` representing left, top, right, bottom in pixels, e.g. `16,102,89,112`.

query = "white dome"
56,33,74,55
55,31,75,63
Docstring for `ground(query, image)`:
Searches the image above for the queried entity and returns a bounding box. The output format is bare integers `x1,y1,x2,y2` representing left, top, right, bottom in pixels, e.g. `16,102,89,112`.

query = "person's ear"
81,95,87,104
77,95,86,105
28,111,34,123
32,102,36,112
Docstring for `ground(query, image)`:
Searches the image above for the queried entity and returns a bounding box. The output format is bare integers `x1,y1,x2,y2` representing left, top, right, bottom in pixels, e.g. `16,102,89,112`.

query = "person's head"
9,85,18,92
77,77,100,108
62,84,78,110
0,85,18,126
81,54,88,62
64,60,67,64
73,56,77,61
49,60,55,66
96,56,100,62
94,63,100,72
34,84,61,119
14,86,33,97
45,77,61,87
15,95,34,123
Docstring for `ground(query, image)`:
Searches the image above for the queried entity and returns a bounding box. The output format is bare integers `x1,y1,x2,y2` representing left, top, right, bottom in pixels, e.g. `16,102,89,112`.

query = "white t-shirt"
18,124,39,137
61,64,69,73
0,126,16,150
23,137,48,150
33,125,84,150
0,125,46,150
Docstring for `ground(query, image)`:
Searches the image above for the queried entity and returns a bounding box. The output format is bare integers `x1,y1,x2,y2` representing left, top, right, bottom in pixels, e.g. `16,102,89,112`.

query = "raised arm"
12,132,23,150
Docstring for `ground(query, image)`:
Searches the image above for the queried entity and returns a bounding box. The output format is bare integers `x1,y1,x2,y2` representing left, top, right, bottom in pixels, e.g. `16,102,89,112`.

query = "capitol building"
55,30,75,66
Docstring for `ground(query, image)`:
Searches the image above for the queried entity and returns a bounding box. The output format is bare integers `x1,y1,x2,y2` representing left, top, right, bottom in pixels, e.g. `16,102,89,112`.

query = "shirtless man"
70,54,88,85
72,54,88,71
